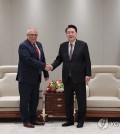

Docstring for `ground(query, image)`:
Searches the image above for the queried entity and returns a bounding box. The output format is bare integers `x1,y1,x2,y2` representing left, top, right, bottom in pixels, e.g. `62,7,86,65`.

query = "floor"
0,118,120,134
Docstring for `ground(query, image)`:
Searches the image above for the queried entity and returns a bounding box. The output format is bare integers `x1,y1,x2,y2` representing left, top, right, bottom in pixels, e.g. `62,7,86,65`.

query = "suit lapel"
26,40,36,54
71,40,79,61
65,42,70,61
26,40,41,60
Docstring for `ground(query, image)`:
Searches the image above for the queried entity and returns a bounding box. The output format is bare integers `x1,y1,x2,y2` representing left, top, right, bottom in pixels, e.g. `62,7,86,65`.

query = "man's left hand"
44,77,49,81
85,76,91,82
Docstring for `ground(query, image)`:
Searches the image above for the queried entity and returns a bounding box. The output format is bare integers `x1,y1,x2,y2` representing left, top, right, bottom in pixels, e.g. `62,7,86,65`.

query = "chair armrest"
86,85,89,98
118,88,120,99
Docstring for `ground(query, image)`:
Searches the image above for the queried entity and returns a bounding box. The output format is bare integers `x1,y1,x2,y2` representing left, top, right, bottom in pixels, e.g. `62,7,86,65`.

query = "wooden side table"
44,92,66,121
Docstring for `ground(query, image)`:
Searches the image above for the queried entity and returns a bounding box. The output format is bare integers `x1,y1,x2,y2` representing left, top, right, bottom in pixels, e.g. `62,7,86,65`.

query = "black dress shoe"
23,122,35,128
62,122,74,127
77,122,84,128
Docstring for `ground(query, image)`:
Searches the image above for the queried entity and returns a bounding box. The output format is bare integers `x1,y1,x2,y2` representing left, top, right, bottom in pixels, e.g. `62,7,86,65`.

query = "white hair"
26,28,38,35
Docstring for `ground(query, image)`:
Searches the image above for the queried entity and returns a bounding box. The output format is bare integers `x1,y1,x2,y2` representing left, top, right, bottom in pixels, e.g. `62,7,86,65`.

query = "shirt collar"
68,39,76,47
27,39,37,46
32,42,37,46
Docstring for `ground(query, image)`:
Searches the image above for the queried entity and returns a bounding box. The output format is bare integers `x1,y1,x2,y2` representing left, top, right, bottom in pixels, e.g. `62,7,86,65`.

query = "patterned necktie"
34,44,40,60
69,44,73,60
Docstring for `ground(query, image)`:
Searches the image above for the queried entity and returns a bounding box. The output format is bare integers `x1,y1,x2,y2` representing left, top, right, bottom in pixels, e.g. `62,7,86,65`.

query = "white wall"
58,0,104,65
103,0,120,65
0,0,12,65
0,0,120,89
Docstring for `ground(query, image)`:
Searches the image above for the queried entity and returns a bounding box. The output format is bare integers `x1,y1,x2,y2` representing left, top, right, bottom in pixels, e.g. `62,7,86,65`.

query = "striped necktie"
69,44,73,60
33,44,40,60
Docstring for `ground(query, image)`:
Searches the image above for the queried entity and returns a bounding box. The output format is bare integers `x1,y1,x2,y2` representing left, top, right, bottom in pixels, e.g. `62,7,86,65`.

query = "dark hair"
65,25,77,33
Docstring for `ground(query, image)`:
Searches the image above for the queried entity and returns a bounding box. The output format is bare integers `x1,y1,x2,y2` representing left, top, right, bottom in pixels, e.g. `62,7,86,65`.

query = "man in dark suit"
16,28,50,128
48,25,91,128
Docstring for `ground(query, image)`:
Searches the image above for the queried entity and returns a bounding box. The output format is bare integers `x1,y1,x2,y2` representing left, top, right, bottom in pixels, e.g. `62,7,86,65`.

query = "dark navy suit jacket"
16,39,49,84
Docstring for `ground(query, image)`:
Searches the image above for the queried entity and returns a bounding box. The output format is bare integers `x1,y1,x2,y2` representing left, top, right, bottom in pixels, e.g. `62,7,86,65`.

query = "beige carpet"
0,118,120,134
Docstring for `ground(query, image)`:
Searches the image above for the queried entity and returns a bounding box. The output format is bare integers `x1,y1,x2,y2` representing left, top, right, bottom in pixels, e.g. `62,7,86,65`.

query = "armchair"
75,65,120,117
0,65,43,119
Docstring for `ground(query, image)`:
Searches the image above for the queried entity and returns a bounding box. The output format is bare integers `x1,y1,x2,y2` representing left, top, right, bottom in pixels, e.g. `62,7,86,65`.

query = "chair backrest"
0,65,19,96
88,65,120,97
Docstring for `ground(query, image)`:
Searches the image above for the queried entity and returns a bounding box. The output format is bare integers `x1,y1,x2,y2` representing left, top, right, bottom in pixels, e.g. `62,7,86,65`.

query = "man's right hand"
45,64,53,71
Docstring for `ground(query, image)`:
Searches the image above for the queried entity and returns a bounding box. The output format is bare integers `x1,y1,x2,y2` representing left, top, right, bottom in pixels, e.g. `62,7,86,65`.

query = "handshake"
45,64,53,71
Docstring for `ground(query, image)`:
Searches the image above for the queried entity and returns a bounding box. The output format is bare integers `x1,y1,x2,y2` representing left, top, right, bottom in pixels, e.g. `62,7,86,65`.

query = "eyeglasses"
28,34,38,36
